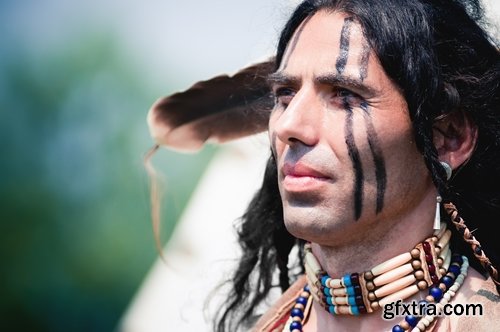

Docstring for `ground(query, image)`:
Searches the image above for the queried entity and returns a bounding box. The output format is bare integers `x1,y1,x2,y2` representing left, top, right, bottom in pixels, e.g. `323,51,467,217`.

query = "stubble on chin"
281,198,354,243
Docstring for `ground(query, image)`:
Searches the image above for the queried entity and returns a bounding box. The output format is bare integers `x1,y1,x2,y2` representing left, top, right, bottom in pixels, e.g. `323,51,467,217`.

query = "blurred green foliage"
0,30,216,331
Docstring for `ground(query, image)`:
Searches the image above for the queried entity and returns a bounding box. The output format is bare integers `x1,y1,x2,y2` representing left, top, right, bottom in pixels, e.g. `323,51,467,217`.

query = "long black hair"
214,0,500,331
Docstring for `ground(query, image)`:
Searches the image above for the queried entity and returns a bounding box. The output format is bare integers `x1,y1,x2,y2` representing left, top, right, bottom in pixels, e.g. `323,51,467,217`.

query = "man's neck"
310,189,437,280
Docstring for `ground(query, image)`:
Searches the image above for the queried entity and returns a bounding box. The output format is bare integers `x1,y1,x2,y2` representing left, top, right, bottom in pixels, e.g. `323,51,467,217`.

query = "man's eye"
274,87,295,107
334,88,357,98
332,88,363,104
329,88,364,109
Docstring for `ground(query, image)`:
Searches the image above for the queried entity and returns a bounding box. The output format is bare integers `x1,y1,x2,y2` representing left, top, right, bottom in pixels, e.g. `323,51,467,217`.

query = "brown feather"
147,57,276,152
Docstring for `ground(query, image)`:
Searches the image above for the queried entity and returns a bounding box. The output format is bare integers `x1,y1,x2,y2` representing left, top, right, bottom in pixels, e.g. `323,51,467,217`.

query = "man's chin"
283,209,357,243
283,215,329,241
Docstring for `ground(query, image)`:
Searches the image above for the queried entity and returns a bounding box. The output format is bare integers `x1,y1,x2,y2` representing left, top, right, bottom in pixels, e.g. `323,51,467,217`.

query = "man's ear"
432,112,478,170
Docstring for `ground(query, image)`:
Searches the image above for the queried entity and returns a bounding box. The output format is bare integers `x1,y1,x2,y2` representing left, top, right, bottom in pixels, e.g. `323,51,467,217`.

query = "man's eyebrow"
268,72,377,96
267,72,300,87
316,73,377,96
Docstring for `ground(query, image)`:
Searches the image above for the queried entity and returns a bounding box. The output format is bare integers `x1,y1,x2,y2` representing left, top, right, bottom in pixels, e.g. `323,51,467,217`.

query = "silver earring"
434,162,451,230
440,161,452,181
434,195,442,230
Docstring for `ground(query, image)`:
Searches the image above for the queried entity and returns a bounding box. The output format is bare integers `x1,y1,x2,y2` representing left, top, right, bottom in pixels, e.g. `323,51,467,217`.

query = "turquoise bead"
343,274,352,287
328,305,336,315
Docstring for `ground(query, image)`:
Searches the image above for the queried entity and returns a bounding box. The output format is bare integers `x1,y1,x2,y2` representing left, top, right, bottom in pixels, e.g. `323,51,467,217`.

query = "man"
146,0,499,331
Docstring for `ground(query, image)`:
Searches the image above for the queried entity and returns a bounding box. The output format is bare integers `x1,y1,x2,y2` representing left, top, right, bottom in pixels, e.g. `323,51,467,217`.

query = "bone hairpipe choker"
304,222,451,315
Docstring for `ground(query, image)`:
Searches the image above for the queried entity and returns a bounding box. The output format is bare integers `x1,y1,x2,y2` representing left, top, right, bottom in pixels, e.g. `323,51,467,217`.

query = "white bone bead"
434,222,446,236
371,252,412,276
373,263,414,286
305,266,319,287
305,252,323,274
332,288,347,296
378,285,419,307
437,230,452,249
443,249,452,270
374,274,416,298
328,278,343,289
334,296,348,305
439,242,450,261
336,305,351,315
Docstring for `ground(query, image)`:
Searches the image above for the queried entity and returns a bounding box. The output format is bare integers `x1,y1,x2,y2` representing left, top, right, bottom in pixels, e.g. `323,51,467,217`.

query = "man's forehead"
278,10,370,74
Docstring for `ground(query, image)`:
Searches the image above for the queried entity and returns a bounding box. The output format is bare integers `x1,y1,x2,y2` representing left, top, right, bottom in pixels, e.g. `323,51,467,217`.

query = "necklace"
284,254,468,332
305,222,451,315
283,223,469,331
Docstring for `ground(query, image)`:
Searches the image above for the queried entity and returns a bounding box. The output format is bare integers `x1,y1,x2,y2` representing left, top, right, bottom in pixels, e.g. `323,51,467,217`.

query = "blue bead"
321,275,330,286
451,254,463,265
296,296,308,305
326,296,333,305
405,315,419,327
348,296,356,306
329,305,336,315
290,321,302,331
346,286,355,296
430,286,443,301
351,306,360,315
324,287,331,296
392,325,405,332
418,300,428,315
291,308,304,319
449,264,460,276
343,274,352,287
303,285,310,292
441,275,454,288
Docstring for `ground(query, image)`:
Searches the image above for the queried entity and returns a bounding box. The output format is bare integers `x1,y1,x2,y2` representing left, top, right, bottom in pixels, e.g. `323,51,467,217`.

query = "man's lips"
281,162,332,192
282,162,330,179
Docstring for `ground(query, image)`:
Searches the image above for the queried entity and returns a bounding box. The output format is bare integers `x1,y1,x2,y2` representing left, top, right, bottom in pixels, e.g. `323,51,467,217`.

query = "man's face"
268,10,433,245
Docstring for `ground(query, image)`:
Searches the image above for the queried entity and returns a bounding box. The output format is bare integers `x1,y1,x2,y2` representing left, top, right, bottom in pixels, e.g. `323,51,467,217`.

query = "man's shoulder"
251,275,308,332
447,275,500,332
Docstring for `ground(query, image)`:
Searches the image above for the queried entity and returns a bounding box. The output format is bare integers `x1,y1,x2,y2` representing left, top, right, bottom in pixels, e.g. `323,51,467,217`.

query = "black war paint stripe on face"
358,43,370,81
280,15,313,70
335,17,355,75
361,101,387,214
344,98,364,220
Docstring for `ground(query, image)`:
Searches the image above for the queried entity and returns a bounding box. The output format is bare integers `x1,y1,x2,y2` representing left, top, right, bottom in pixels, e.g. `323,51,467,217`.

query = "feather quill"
147,57,276,152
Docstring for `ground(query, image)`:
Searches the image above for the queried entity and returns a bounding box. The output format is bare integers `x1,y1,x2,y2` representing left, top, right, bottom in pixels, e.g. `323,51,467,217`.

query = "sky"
0,0,295,90
1,0,498,90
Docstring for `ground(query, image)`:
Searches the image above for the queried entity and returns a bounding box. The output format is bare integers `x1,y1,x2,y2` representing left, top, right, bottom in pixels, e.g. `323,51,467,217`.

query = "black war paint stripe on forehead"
335,17,355,75
344,98,364,220
280,15,313,70
358,42,370,81
361,101,386,214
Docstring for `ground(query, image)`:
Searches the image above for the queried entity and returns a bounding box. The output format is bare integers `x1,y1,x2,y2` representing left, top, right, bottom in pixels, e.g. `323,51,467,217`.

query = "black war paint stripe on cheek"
361,101,387,214
280,15,313,70
358,43,370,81
335,17,355,75
344,98,364,220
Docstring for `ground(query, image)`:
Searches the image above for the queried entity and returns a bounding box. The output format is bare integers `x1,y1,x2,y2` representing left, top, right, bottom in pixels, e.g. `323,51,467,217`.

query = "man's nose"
273,89,322,147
